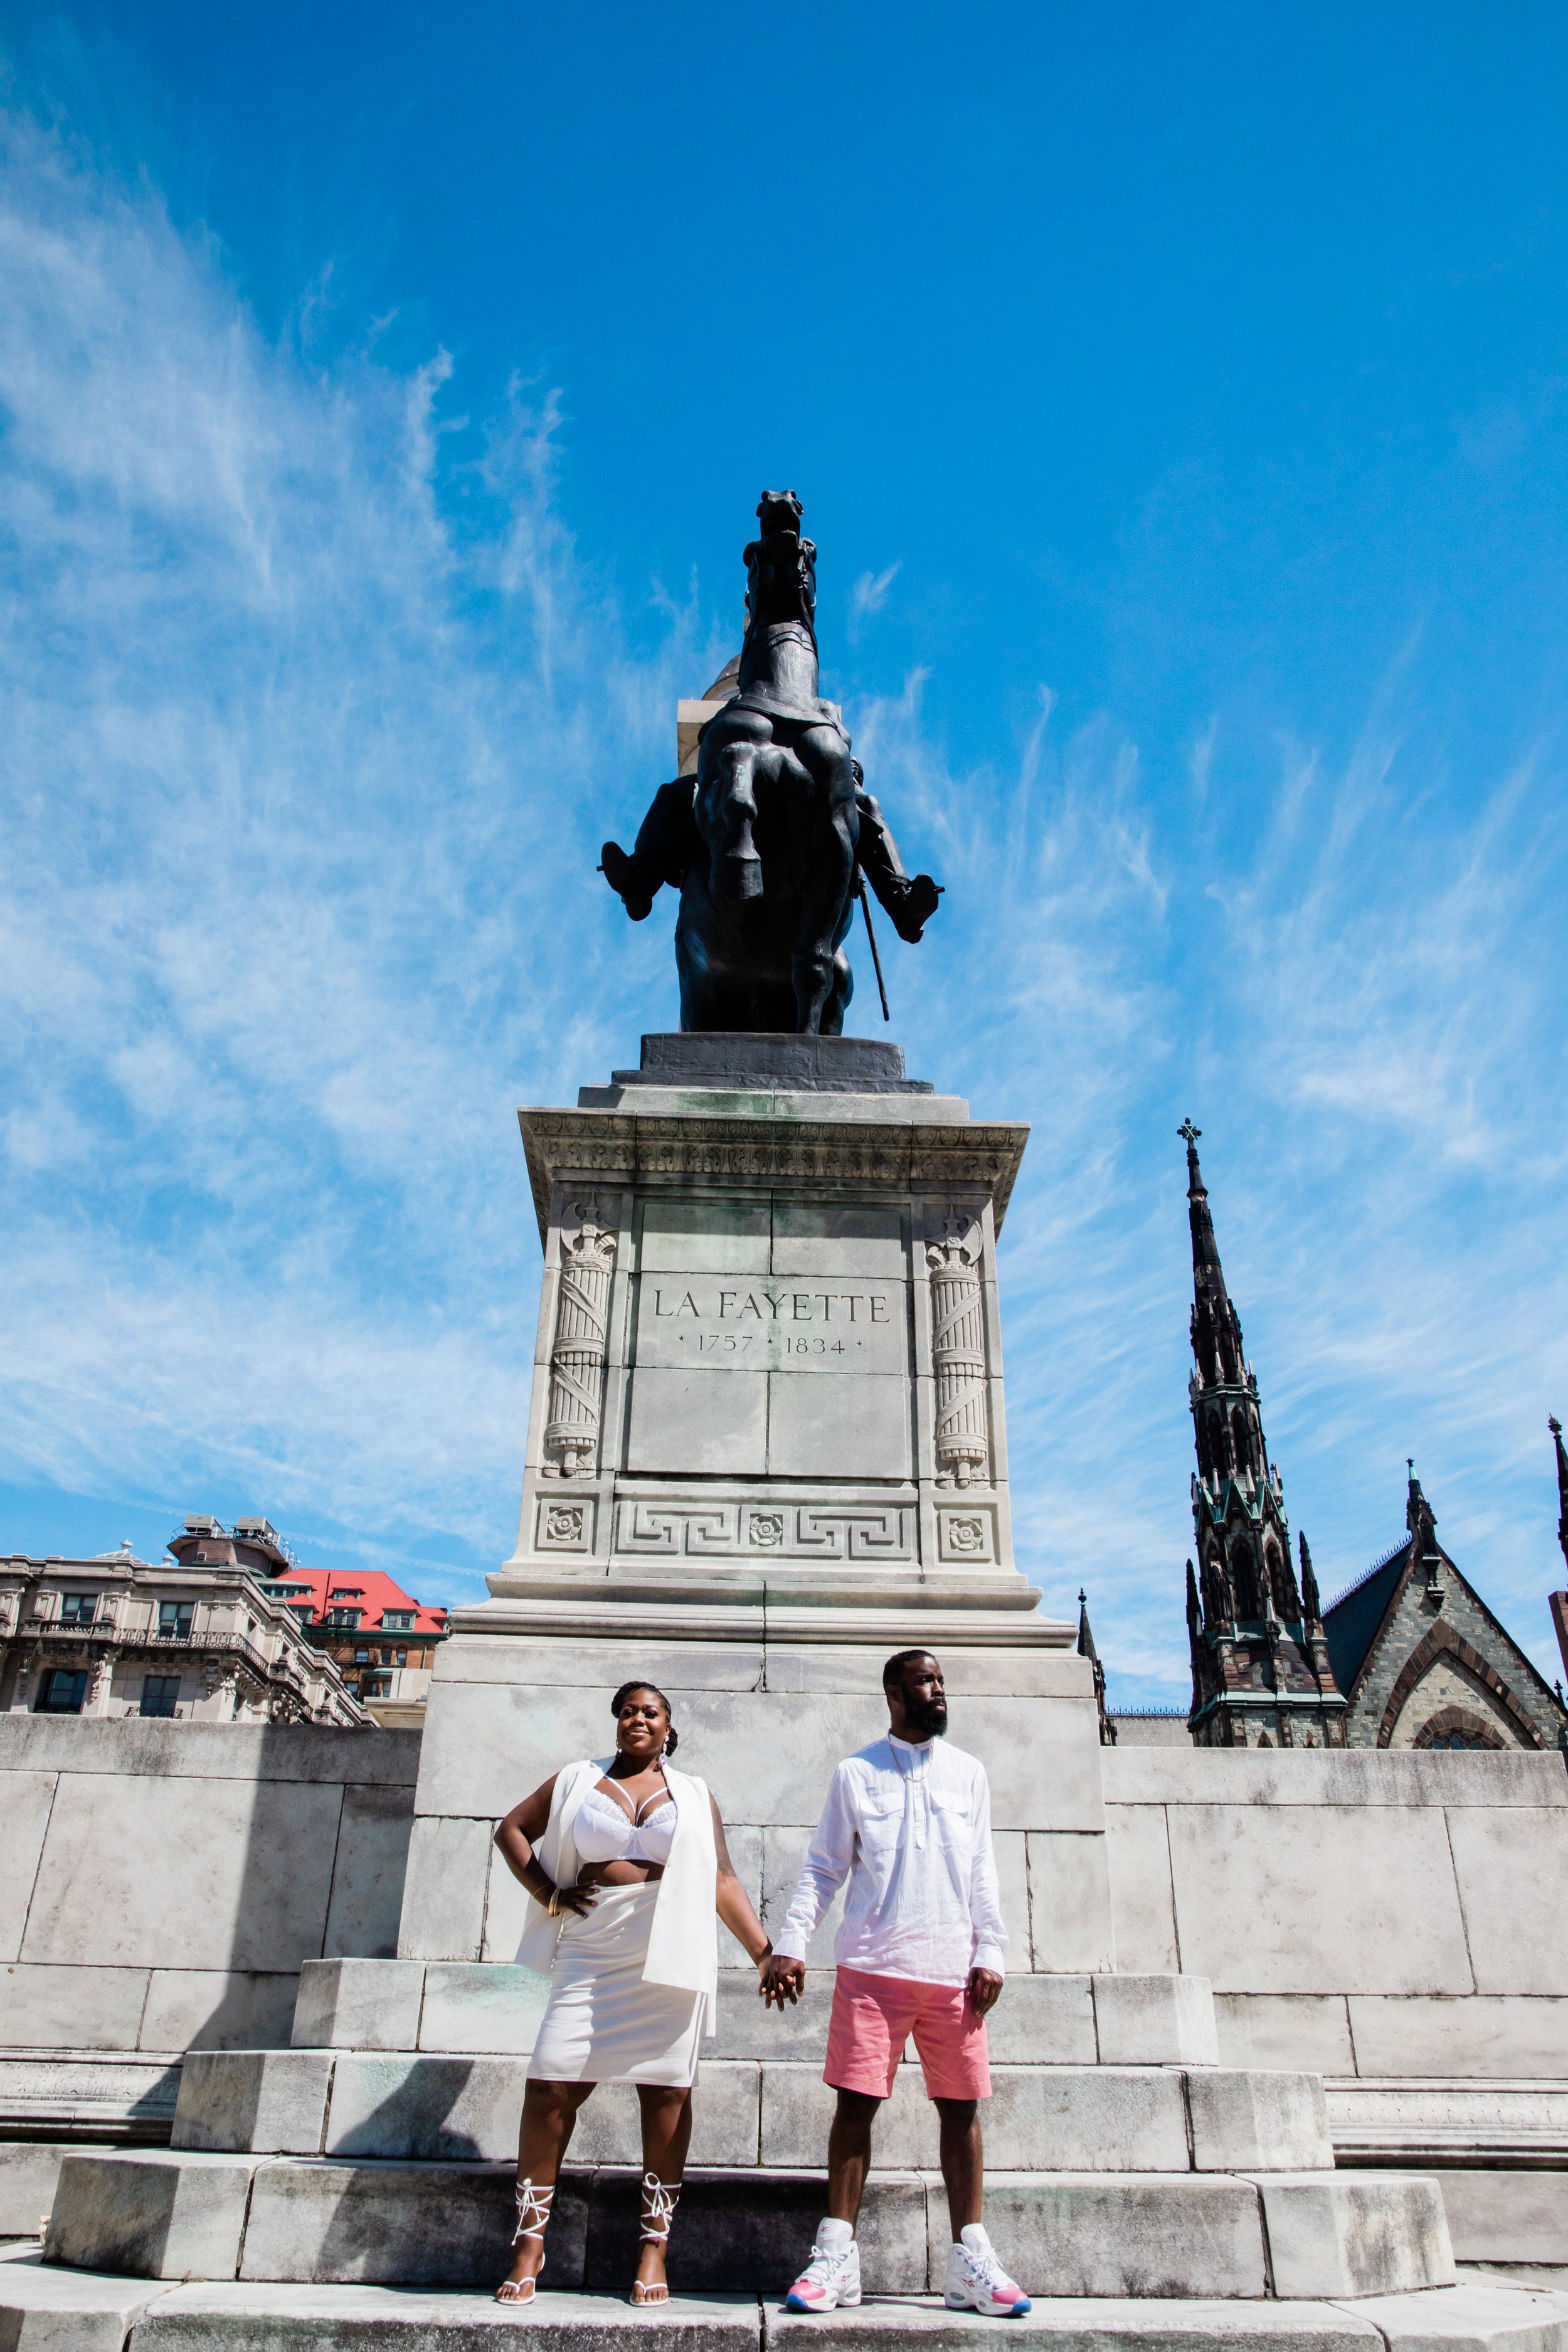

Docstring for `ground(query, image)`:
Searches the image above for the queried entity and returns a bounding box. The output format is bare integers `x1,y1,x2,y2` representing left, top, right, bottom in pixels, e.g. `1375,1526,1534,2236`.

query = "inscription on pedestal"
634,1278,908,1374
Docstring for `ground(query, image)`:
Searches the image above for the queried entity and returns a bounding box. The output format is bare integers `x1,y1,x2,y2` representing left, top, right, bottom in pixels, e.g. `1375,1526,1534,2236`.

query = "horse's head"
743,487,817,645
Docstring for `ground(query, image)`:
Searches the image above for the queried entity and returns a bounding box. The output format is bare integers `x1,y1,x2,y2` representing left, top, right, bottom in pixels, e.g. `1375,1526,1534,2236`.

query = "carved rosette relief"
926,1210,989,1488
543,1202,617,1478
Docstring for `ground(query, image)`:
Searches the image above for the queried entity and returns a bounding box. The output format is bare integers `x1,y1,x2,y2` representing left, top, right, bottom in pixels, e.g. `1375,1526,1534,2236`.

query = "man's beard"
905,1695,948,1740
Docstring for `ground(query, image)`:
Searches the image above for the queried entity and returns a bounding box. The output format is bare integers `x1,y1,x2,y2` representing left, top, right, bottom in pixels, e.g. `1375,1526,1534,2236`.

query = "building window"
354,1648,370,1664
381,1610,415,1632
60,1592,99,1624
140,1675,181,1719
35,1668,88,1714
327,1609,361,1629
158,1601,194,1640
396,1650,408,1666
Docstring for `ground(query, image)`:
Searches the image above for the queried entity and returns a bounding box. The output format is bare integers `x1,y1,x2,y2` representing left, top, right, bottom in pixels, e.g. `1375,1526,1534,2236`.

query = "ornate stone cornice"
518,1107,1030,1245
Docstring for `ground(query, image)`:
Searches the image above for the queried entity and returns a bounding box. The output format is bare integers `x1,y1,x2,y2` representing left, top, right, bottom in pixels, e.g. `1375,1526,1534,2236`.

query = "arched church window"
1231,1406,1249,1468
1230,1547,1259,1619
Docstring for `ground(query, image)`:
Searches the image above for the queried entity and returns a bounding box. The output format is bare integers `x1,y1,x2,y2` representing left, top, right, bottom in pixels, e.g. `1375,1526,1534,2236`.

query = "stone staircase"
40,1961,1459,2304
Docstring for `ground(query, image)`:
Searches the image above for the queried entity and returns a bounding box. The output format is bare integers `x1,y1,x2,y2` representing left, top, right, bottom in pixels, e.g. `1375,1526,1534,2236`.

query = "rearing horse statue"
600,490,941,1032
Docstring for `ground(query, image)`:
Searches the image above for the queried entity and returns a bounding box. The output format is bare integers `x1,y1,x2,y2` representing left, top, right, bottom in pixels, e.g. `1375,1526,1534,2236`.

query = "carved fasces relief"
543,1200,617,1478
926,1207,990,1488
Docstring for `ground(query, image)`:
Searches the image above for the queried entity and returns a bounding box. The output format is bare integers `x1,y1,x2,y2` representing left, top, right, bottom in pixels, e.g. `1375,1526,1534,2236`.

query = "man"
761,1650,1031,2318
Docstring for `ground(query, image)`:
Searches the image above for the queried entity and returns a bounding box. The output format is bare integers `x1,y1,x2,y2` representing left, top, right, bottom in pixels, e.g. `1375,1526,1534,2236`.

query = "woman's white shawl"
512,1757,719,2034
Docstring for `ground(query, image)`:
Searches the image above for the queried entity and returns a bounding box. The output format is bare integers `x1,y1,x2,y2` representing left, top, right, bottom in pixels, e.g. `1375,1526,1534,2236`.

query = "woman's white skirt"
527,1883,703,2088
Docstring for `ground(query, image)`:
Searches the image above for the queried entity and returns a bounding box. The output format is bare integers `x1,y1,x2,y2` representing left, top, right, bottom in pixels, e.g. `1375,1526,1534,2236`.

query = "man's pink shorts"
824,1965,992,2100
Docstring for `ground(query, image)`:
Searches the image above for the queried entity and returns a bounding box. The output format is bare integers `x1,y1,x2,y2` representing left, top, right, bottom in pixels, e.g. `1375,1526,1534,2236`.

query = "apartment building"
0,1532,368,1726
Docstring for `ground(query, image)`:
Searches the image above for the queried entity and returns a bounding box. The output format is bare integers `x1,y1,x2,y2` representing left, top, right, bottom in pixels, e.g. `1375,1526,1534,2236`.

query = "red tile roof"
256,1564,448,1637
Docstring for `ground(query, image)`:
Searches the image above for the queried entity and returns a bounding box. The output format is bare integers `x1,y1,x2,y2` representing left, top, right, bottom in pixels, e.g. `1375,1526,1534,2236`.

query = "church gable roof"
1322,1545,1407,1694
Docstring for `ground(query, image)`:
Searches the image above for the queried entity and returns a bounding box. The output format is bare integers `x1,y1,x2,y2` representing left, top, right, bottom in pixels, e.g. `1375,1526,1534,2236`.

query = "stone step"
172,2050,1332,2172
6,2247,1562,2352
41,2153,1454,2300
290,1962,1221,2070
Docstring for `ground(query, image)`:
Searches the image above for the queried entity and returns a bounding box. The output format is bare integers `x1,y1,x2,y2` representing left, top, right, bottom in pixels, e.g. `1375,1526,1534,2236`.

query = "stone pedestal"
395,1034,1111,1974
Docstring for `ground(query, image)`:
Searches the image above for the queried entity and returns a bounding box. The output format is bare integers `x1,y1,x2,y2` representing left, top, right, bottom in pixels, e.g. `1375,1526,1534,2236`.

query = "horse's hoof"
714,852,764,902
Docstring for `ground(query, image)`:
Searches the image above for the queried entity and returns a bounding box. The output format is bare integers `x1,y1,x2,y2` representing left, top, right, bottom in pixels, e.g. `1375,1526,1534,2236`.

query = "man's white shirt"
772,1734,1008,1986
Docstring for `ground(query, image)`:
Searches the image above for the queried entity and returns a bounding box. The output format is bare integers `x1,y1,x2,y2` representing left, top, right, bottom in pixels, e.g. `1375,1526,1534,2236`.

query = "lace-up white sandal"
495,2177,555,2304
630,2171,682,2304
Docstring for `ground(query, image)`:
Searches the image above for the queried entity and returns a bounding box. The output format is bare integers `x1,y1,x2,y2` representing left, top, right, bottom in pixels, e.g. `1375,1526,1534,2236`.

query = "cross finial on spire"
1179,1118,1201,1148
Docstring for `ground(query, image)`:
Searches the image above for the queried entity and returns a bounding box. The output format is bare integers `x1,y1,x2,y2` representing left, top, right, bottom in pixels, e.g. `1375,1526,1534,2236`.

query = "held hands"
759,1952,805,2010
967,1966,1004,2018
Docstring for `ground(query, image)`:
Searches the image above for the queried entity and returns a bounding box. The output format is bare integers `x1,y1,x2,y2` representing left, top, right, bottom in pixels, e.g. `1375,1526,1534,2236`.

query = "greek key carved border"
613,1500,914,1562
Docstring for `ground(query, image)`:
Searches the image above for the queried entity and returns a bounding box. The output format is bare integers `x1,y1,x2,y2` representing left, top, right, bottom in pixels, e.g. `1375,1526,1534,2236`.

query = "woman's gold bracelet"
546,1887,562,1917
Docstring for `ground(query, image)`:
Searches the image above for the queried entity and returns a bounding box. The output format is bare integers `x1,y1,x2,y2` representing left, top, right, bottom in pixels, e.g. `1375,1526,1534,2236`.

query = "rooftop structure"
0,1539,368,1727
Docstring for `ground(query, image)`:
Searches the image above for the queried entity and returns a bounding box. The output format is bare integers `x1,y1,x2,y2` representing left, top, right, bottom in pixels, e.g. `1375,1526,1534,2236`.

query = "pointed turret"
1550,1417,1568,1577
1178,1123,1346,1748
1077,1588,1116,1747
1299,1531,1322,1628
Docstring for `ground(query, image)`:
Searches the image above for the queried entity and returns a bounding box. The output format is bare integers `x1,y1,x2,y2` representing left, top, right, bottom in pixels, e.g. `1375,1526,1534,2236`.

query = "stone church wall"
1342,1567,1562,1749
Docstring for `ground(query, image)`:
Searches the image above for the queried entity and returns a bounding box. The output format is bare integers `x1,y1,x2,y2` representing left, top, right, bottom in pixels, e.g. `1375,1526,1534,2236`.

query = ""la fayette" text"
652,1288,891,1323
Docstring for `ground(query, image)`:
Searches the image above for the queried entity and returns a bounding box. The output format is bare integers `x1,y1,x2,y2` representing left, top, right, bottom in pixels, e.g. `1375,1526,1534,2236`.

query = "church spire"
1551,1417,1568,1579
1178,1123,1345,1748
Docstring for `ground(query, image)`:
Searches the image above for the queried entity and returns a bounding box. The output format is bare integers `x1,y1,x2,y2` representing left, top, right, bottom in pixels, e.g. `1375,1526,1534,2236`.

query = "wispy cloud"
847,560,901,641
1,101,1565,1702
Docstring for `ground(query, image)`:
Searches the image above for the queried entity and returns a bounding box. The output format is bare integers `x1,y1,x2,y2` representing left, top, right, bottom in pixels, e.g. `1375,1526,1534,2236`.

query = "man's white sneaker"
785,2220,862,2312
945,2223,1032,2317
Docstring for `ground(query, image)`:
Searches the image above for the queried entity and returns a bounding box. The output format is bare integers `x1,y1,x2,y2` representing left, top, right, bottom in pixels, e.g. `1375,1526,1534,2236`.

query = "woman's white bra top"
573,1782,678,1867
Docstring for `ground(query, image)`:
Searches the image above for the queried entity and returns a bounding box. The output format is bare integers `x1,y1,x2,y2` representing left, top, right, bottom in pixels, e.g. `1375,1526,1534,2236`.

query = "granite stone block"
0,1719,421,1786
945,2171,1269,2298
1027,1833,1117,1973
1094,1974,1219,2067
44,2148,258,2280
417,1963,551,2055
480,1839,533,1964
1185,2072,1334,2173
1104,1804,1181,1975
291,1958,426,2052
1425,2169,1568,2265
1167,1808,1472,1995
323,2053,529,2163
236,2158,588,2289
1251,2173,1456,2299
763,2301,1391,2352
141,1969,299,2054
1214,1996,1356,2077
3,1963,152,2051
584,2166,926,2295
396,1819,490,1963
0,2142,75,2237
1443,1813,1568,1998
21,1773,344,1974
0,1773,56,1964
1345,1998,1568,2080
323,1785,415,1962
758,2063,1190,2173
172,2050,333,2156
1100,1751,1568,1811
0,2247,169,2351
1338,2279,1568,2352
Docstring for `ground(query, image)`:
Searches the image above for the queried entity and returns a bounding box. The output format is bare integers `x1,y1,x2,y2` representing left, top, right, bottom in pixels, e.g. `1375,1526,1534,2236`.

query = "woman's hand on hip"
555,1883,598,1919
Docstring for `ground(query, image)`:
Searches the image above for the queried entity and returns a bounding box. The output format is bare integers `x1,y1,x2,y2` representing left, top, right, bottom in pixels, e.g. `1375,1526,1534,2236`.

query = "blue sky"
2,3,1566,1705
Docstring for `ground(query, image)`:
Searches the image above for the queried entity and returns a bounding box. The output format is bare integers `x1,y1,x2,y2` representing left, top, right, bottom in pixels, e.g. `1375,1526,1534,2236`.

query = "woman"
492,1679,781,2304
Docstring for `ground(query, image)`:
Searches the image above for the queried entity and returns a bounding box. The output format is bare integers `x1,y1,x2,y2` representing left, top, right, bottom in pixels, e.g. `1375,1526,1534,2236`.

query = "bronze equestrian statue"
600,490,941,1032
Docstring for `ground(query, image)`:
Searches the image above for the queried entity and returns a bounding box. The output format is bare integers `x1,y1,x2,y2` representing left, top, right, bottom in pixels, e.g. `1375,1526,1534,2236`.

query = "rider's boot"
600,840,659,922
